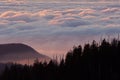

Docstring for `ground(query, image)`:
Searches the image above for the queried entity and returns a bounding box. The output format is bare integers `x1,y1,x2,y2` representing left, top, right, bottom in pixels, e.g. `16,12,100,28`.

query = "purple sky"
0,0,120,57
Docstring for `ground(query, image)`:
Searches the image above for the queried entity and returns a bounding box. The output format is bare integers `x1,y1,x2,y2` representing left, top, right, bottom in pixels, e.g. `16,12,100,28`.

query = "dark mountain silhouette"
1,38,120,80
0,43,50,64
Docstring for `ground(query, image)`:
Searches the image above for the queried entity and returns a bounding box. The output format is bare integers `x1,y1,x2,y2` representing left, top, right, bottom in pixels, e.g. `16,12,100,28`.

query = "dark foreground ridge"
1,39,120,80
0,43,50,64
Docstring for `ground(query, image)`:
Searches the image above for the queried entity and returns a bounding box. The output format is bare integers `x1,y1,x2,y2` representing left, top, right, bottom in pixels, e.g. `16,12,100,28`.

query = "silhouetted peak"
0,43,37,54
0,43,50,64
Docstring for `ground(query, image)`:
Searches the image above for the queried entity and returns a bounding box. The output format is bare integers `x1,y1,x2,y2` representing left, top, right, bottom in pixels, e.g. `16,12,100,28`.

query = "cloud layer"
0,1,120,57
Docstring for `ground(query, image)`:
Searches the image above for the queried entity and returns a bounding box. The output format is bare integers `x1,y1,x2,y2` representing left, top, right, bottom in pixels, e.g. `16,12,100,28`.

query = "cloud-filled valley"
0,1,120,57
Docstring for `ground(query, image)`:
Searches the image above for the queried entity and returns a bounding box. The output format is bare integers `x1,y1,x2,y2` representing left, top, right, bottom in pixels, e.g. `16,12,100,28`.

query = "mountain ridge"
0,43,50,64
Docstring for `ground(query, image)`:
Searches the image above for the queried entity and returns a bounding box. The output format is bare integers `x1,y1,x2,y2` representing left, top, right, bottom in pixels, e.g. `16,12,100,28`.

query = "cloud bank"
0,1,120,57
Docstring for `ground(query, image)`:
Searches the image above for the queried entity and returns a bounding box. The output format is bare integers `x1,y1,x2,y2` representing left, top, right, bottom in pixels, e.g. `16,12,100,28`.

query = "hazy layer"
0,1,120,57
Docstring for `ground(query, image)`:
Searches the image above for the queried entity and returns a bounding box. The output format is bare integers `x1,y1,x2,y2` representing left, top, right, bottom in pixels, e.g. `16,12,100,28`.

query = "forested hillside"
1,39,120,80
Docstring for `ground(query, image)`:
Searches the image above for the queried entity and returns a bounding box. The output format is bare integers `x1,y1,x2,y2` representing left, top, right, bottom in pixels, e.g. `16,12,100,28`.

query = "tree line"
0,38,120,80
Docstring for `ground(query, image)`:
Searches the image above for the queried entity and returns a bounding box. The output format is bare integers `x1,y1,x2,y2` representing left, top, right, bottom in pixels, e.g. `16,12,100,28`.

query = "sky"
0,0,120,57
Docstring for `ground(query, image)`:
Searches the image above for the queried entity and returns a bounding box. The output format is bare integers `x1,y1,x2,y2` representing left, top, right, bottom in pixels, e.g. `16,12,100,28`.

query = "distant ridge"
0,43,50,64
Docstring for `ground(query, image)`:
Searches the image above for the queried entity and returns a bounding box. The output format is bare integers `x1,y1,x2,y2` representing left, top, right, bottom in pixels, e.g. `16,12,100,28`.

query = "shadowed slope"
0,43,50,64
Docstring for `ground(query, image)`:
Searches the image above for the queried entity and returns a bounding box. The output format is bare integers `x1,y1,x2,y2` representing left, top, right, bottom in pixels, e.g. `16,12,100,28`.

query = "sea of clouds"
0,1,120,57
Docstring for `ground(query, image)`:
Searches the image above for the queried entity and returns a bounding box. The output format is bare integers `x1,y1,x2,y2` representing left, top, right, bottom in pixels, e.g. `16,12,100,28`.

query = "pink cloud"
102,8,120,13
0,11,19,18
79,9,96,16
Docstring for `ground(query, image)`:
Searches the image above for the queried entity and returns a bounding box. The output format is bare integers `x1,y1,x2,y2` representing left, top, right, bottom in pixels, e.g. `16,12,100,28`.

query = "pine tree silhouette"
1,38,120,80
